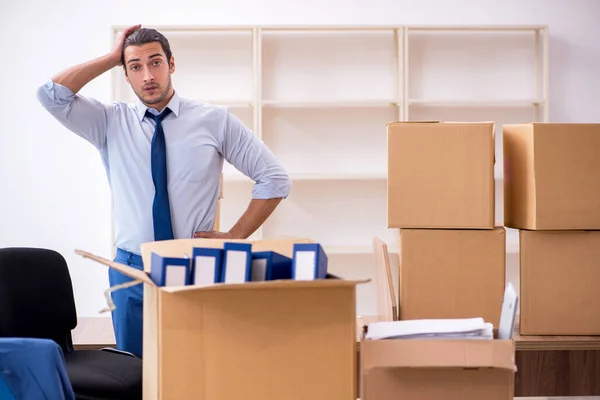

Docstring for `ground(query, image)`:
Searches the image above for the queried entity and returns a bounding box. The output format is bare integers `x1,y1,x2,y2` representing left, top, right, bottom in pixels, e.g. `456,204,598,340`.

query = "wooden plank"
515,333,600,351
513,322,600,351
515,349,600,397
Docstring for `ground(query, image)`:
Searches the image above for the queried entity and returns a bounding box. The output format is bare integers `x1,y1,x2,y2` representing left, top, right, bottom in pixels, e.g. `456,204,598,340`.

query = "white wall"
1,0,598,318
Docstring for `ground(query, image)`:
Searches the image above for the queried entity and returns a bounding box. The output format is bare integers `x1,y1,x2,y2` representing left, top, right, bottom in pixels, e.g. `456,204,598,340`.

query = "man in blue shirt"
36,25,291,358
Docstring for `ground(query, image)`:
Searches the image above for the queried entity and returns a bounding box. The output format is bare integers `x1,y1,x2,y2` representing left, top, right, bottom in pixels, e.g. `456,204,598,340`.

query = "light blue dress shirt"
36,80,291,255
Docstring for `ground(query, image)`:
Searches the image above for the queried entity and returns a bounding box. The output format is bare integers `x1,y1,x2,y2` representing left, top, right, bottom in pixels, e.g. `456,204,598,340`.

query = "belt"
116,248,144,266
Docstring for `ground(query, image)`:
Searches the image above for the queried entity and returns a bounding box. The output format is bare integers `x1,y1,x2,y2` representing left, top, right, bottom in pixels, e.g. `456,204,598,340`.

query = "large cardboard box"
387,121,495,229
503,123,600,230
399,227,506,326
360,338,516,400
520,230,600,335
77,238,366,400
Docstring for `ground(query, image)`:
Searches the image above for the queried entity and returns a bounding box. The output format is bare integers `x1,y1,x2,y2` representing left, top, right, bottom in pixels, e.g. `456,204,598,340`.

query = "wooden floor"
73,317,600,398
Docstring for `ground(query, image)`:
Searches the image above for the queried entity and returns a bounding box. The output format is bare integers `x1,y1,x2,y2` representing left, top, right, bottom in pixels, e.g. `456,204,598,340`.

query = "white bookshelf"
110,24,548,315
403,25,549,254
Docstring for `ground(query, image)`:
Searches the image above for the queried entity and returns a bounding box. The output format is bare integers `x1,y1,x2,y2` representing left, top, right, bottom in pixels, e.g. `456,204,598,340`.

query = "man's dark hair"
121,28,173,69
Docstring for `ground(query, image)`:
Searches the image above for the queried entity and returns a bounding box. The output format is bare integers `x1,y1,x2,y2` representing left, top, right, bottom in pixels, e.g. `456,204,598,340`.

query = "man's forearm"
228,198,283,239
51,53,120,94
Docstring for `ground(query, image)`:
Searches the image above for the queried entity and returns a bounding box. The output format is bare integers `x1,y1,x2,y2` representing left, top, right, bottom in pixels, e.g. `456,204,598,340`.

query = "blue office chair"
0,247,142,400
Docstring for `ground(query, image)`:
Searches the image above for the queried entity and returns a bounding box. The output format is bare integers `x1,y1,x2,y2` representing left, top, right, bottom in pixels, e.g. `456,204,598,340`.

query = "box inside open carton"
360,238,517,400
76,237,370,400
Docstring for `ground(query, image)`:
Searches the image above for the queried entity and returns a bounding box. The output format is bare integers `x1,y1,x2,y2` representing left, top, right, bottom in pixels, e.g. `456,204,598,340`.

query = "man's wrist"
104,52,122,68
227,227,247,240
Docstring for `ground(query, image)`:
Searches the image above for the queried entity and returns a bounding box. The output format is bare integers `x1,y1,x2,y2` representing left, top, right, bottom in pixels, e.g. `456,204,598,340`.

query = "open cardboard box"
360,337,515,400
359,239,517,400
77,237,369,400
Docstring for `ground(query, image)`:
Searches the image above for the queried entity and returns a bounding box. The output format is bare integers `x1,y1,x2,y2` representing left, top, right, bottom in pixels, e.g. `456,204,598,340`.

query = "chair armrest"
100,347,138,358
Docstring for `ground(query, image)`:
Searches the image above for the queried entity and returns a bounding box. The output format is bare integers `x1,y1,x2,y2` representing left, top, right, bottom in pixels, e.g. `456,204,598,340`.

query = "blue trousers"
109,248,144,358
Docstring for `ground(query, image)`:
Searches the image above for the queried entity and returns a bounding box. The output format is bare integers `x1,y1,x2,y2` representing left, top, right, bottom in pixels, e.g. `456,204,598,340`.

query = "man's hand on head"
112,24,142,66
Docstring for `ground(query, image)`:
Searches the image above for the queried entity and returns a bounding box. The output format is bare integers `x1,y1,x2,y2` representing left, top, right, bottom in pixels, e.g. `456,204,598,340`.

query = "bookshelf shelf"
110,24,549,316
408,99,544,107
262,100,400,108
205,101,254,107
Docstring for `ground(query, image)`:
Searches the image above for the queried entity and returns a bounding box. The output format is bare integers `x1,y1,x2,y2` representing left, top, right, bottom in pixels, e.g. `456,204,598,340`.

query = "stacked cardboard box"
359,121,515,400
503,123,600,335
387,121,506,326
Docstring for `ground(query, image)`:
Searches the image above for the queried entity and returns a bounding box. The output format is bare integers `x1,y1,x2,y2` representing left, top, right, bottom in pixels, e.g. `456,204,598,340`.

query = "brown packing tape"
99,279,143,313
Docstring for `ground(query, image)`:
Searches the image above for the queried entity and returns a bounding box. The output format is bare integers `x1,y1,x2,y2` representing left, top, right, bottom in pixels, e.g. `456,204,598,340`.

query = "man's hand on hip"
193,231,234,239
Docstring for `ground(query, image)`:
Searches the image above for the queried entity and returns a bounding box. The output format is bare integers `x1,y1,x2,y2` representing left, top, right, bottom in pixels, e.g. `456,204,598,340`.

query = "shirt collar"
135,91,180,121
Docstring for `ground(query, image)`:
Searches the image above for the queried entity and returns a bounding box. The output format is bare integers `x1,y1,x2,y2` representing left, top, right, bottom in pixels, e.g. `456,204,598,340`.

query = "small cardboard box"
387,121,495,229
399,227,506,327
360,337,516,400
77,238,367,400
520,230,600,335
503,123,600,230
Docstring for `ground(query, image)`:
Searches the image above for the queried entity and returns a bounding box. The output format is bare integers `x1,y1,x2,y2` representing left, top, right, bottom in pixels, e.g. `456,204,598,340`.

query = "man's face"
123,42,175,107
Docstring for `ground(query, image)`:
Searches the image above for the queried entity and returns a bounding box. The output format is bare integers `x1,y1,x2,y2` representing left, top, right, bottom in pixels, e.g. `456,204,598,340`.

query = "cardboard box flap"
76,247,369,293
75,250,156,286
361,339,515,371
372,237,397,322
140,237,313,272
161,276,370,293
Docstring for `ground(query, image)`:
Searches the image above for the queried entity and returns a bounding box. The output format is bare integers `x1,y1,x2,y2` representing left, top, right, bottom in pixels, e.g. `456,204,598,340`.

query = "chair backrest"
0,248,77,351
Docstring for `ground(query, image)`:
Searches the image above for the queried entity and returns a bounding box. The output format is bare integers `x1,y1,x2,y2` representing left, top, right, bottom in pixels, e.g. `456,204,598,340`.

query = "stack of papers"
365,317,494,340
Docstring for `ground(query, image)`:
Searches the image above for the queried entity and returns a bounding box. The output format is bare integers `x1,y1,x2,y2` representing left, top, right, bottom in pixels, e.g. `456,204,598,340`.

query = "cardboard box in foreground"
503,123,600,230
520,230,600,335
399,227,506,327
77,238,367,400
360,338,515,400
387,121,495,229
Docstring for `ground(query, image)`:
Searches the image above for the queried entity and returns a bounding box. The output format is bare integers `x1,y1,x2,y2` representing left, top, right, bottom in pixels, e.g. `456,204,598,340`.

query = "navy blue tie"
146,108,174,241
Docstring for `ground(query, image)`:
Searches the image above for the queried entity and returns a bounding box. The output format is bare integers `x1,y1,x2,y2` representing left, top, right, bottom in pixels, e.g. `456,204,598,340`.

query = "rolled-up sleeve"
220,110,291,199
36,79,109,150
